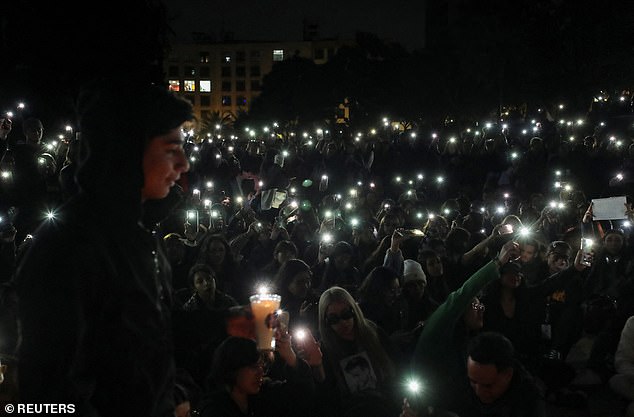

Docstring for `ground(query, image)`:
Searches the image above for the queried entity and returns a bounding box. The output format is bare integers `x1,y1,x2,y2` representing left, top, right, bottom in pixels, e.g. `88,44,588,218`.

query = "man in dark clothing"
456,331,546,417
15,81,193,416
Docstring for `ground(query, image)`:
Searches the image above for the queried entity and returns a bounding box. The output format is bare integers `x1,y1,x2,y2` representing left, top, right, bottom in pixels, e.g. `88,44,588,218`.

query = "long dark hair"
274,258,311,301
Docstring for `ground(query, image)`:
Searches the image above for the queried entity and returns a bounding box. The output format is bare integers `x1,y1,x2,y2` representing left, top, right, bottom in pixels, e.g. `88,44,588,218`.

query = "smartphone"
185,209,199,234
581,238,594,266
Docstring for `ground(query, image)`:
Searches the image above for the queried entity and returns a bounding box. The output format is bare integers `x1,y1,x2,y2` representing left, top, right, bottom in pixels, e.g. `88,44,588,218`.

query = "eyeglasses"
471,301,485,311
326,307,355,326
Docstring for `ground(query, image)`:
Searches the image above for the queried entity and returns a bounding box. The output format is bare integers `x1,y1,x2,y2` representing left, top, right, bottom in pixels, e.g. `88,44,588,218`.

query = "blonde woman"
314,286,399,417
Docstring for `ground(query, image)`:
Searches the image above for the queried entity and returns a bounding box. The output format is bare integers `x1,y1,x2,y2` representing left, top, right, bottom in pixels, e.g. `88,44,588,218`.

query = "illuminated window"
184,80,196,92
222,53,231,63
200,52,209,63
200,80,212,93
168,80,180,92
222,96,232,106
273,49,284,61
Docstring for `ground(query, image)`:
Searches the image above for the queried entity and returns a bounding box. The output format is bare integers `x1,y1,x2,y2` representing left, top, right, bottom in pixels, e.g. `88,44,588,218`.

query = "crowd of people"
0,83,633,416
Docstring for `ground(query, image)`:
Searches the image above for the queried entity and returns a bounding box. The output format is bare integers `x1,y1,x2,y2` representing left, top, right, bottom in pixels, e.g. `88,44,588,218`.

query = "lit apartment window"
200,80,212,93
168,80,180,92
223,53,231,63
200,52,209,63
222,96,232,106
237,96,247,106
184,80,196,92
273,49,284,61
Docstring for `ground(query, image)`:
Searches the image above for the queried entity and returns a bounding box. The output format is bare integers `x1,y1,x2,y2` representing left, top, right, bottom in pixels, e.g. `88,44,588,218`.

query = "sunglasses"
326,307,355,326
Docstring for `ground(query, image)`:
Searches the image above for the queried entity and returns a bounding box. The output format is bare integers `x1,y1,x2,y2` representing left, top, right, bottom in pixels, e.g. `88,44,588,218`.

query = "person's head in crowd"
517,237,540,264
198,234,233,270
329,241,354,271
273,240,298,266
22,117,43,145
467,332,515,405
602,229,625,257
164,233,186,264
358,266,400,307
188,263,217,304
76,81,193,212
209,336,264,396
418,249,444,278
378,212,400,238
318,287,394,378
460,211,485,235
254,218,273,244
444,227,471,256
440,199,461,222
324,141,339,158
289,220,313,244
546,240,572,274
402,259,427,302
528,136,544,154
428,238,447,259
529,193,545,212
518,203,540,225
36,152,57,177
583,135,596,150
351,219,377,246
499,261,523,291
274,258,312,302
423,215,449,240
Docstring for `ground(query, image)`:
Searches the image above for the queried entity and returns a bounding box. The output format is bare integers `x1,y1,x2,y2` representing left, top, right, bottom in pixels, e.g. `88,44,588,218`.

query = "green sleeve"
413,260,500,365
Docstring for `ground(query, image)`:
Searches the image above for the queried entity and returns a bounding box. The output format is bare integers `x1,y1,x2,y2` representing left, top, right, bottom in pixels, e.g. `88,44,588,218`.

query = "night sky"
164,0,427,50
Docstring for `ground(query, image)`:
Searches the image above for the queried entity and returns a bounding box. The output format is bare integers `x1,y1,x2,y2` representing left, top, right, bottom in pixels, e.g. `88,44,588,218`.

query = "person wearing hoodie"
15,80,193,416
